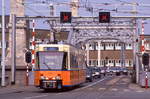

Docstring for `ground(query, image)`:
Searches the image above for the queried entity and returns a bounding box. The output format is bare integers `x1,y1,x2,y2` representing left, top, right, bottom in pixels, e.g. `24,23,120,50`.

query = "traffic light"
25,51,32,63
142,53,149,66
99,12,110,23
60,12,72,23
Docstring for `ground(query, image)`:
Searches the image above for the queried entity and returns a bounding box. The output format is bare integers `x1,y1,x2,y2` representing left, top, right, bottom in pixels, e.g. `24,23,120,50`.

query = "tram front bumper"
40,80,62,89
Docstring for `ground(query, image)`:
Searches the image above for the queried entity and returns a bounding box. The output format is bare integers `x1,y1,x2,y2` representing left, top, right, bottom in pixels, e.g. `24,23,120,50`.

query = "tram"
34,44,86,89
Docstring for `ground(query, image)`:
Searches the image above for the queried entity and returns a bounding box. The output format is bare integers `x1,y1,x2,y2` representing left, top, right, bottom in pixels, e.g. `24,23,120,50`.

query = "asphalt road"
0,75,150,99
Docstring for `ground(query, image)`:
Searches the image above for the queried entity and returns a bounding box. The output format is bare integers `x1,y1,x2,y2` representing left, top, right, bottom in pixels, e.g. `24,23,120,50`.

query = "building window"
129,60,131,66
109,60,111,63
89,60,91,66
101,60,104,65
93,60,97,66
129,44,131,46
119,60,121,63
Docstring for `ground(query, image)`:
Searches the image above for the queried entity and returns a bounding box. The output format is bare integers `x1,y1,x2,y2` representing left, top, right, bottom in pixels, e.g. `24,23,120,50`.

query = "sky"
1,0,150,34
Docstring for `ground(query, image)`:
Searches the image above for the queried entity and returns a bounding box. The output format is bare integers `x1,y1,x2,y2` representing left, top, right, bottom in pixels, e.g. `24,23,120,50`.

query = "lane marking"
24,77,111,99
24,94,48,99
106,76,123,85
123,89,130,92
98,88,106,91
75,76,111,91
136,90,144,93
110,88,118,91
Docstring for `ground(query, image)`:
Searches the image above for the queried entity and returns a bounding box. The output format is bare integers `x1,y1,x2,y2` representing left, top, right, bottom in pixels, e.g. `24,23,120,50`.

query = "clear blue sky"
1,0,150,34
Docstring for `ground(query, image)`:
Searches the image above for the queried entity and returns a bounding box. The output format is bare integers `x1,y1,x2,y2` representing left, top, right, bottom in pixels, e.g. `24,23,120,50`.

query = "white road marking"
75,76,111,91
24,92,63,99
123,89,130,92
24,94,48,99
136,90,144,93
110,88,118,91
98,88,106,91
24,77,111,99
118,82,127,85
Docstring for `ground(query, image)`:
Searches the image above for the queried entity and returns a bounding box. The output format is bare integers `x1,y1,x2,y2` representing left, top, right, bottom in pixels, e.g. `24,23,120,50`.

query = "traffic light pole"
26,63,29,86
11,14,16,85
1,0,6,87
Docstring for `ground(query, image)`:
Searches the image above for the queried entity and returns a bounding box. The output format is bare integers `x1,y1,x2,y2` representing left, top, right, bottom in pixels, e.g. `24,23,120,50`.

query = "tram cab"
34,44,86,89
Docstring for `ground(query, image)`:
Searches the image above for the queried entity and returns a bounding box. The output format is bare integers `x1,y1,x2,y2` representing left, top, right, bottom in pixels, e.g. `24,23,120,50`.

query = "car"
100,67,107,76
108,67,117,73
106,67,111,73
115,67,122,76
86,67,94,82
108,67,121,76
93,67,101,78
121,68,128,75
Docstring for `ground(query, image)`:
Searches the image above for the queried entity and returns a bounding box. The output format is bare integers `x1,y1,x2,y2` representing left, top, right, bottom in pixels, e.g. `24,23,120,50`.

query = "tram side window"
62,52,68,70
70,54,78,69
36,52,40,69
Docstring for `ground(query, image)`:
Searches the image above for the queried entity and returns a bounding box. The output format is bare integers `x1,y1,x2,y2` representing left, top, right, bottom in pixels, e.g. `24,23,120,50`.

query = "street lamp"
1,0,6,87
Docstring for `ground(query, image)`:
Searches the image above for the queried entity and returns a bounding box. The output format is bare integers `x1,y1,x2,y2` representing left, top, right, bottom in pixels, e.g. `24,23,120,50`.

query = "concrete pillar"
71,0,79,17
98,41,101,67
7,0,27,67
86,43,89,66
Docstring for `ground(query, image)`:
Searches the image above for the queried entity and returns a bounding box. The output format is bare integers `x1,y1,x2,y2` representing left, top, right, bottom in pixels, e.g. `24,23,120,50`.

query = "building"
84,34,150,69
85,40,133,69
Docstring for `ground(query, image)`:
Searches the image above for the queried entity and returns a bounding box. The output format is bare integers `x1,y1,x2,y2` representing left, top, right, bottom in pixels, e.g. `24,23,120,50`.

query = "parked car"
86,67,94,82
100,67,107,76
121,68,128,75
106,67,111,74
108,67,121,76
93,67,101,78
115,67,122,76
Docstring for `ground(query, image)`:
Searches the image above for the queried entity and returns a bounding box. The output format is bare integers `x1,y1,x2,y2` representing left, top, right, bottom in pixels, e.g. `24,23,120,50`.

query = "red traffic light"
99,12,110,23
60,12,72,23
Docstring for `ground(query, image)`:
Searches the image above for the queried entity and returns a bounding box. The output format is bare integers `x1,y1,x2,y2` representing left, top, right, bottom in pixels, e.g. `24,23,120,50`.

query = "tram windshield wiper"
43,62,51,70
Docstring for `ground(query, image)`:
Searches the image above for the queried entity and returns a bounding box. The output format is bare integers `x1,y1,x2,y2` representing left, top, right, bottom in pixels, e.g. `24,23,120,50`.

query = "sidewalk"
0,85,38,94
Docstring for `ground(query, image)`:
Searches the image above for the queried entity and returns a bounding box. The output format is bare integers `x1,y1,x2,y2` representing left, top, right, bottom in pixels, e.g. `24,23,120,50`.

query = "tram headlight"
55,76,61,80
52,76,61,80
40,76,49,80
40,76,45,80
45,77,49,80
52,77,56,80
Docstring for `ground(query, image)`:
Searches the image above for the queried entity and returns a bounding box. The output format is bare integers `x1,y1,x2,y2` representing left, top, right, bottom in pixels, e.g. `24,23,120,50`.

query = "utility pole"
1,0,6,87
11,14,16,85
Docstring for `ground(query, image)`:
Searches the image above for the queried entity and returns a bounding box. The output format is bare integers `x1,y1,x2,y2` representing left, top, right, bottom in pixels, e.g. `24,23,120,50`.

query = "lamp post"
1,0,6,87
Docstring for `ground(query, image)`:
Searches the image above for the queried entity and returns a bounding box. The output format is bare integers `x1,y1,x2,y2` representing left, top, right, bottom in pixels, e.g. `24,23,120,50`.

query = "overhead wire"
22,0,150,16
16,1,47,16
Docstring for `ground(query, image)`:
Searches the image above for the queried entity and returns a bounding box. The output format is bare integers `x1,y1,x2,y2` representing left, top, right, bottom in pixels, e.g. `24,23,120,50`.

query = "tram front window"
38,51,66,70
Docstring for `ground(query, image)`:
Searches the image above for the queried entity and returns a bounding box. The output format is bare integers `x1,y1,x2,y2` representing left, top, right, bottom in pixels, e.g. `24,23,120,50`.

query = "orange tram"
34,44,86,90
